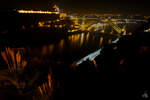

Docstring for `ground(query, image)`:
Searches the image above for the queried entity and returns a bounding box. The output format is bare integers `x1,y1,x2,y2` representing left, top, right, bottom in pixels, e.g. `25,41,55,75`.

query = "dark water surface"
24,32,118,65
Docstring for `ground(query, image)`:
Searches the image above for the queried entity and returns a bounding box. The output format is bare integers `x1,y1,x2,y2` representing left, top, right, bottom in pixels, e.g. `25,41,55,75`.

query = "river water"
24,31,119,66
0,21,146,99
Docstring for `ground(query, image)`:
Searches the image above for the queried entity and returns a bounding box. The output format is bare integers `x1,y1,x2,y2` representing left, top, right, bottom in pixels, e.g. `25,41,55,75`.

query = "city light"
17,10,59,14
0,0,150,99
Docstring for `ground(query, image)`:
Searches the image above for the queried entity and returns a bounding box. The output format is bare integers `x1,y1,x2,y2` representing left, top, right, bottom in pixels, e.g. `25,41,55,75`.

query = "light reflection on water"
67,33,85,49
99,37,104,46
80,33,84,47
108,39,112,44
58,39,65,52
38,32,118,63
0,30,127,100
0,21,146,99
49,44,55,54
18,31,119,64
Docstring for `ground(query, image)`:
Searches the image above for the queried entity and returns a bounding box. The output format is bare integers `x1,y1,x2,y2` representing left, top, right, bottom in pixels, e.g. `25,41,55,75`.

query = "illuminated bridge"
70,17,147,35
74,17,148,66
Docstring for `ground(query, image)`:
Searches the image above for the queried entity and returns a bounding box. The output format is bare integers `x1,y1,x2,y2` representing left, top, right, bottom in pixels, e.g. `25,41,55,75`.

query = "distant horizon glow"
1,0,150,15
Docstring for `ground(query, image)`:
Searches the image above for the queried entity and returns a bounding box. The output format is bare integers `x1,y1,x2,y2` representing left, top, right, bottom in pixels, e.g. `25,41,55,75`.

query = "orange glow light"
18,10,59,14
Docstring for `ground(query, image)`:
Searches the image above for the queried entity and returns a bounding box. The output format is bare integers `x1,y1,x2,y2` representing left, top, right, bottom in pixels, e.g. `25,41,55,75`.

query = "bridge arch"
87,23,105,31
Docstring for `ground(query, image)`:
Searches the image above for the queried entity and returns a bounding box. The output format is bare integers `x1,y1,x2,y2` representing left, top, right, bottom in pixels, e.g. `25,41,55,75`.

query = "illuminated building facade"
0,9,60,32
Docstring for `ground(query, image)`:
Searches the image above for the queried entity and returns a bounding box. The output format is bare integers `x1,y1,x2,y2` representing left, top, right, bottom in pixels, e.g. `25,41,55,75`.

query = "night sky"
1,0,150,15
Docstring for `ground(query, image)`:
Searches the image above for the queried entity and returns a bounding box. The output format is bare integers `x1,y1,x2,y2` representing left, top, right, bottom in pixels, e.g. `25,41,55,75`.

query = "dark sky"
1,0,150,15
